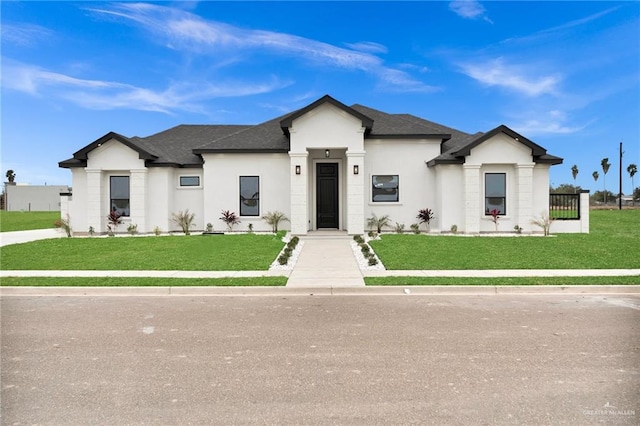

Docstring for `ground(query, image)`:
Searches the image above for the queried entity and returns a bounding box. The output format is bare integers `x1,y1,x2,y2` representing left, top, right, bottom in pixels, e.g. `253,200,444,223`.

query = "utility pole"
619,141,623,210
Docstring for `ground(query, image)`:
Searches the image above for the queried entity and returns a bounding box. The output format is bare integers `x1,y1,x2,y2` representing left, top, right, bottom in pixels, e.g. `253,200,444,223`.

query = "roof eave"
368,133,451,140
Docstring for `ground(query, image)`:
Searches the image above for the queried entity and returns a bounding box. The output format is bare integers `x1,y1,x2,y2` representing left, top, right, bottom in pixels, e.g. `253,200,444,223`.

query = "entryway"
316,163,339,229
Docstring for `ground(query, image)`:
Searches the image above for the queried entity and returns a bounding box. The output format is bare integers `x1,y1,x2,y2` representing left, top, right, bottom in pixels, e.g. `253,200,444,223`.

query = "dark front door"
316,163,339,228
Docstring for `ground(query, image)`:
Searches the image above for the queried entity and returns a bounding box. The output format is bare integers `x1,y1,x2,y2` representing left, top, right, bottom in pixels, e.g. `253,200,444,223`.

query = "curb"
2,285,639,297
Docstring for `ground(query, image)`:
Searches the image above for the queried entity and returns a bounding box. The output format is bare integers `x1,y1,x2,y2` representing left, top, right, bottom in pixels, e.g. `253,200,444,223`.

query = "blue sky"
2,1,639,194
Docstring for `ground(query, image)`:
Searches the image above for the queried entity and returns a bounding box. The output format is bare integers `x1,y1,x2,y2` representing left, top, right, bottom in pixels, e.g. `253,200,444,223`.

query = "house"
3,183,71,212
59,94,568,235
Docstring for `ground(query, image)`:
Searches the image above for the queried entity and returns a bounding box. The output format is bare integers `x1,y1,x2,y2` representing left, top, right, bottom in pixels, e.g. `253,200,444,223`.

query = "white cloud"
1,23,54,46
449,1,492,23
1,59,288,114
511,110,586,136
87,3,435,93
460,58,560,96
343,41,388,54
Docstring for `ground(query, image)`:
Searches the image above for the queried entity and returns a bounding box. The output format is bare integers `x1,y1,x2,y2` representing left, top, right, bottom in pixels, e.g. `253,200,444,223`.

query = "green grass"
0,234,285,271
0,276,287,287
0,211,59,232
369,209,640,270
366,276,640,286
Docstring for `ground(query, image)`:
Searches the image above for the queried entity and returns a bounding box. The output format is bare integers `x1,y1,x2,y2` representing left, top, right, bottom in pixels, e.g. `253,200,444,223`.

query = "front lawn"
365,276,640,286
0,234,285,271
369,209,640,270
0,211,59,232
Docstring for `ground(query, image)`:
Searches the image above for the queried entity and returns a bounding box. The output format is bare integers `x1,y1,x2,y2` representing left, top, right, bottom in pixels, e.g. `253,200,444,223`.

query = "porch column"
85,169,103,233
463,164,481,233
130,169,147,233
516,163,535,233
289,152,309,235
346,150,365,235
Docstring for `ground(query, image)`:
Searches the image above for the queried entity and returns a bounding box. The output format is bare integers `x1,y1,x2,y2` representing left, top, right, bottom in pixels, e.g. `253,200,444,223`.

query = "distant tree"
633,187,640,202
591,190,616,204
592,171,599,183
571,165,579,191
5,170,15,183
551,183,581,194
627,164,637,191
601,158,611,203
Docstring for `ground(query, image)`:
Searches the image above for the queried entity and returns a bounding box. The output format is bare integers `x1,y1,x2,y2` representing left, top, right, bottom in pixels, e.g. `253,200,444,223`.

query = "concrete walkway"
286,236,365,287
0,229,63,247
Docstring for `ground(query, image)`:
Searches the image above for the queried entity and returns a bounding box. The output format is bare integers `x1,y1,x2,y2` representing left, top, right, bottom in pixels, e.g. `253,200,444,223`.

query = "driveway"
2,294,638,424
0,229,63,247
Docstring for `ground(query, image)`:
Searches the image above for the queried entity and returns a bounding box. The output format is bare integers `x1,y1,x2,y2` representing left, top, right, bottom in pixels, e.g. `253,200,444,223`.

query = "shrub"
289,236,300,247
531,211,554,236
127,223,138,235
353,235,364,244
247,223,254,233
367,231,378,239
153,226,162,236
262,211,289,233
54,214,72,237
394,222,405,234
171,210,195,235
417,208,435,232
88,226,95,236
368,257,378,266
107,210,123,235
360,243,370,255
206,223,214,232
219,210,240,232
410,223,420,234
488,208,500,231
278,253,289,265
367,213,391,234
450,224,458,234
514,225,523,234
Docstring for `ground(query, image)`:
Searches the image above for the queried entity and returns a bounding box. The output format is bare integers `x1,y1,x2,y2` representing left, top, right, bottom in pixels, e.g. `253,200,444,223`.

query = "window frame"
371,174,399,203
484,172,506,215
239,175,260,217
109,175,130,217
179,176,201,187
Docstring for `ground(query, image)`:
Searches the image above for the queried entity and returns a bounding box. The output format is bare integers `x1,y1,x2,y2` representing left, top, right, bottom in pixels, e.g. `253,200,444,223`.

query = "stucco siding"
364,139,440,233
171,168,204,232
435,165,464,233
86,139,145,170
202,153,290,232
289,103,365,153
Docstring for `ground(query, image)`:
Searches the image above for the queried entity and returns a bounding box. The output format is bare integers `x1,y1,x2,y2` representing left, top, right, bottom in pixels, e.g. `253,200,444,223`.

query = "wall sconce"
325,149,330,158
295,165,301,175
353,165,359,175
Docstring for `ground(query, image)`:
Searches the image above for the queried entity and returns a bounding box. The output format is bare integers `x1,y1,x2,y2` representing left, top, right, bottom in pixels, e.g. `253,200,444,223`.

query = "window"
180,176,200,187
110,176,130,217
485,173,506,215
372,175,399,202
240,176,259,216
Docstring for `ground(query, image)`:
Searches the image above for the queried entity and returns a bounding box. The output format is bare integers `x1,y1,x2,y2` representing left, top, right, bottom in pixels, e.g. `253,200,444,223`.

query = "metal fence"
550,193,580,220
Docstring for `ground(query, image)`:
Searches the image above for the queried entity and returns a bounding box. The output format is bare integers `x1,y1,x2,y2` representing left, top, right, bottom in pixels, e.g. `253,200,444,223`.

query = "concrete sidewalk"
286,236,365,287
0,229,63,247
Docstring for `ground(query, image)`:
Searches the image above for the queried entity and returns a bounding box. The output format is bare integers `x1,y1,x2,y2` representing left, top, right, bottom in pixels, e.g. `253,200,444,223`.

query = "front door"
316,163,339,228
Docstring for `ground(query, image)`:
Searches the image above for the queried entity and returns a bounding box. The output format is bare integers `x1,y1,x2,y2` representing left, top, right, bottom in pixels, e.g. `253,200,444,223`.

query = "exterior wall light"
295,165,301,175
325,149,330,158
353,165,359,175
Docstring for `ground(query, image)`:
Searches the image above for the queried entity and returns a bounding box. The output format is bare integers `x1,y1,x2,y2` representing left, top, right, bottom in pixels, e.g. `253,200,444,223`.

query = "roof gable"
59,132,158,168
427,125,563,166
279,95,374,134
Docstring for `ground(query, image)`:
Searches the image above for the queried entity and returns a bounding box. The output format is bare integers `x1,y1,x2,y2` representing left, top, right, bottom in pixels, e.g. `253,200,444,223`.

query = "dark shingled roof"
60,95,562,169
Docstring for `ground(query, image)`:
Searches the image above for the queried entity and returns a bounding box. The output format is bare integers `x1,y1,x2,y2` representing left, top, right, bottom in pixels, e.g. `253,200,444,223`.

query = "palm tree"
627,164,637,192
592,171,599,183
5,170,15,183
601,158,611,203
571,165,579,192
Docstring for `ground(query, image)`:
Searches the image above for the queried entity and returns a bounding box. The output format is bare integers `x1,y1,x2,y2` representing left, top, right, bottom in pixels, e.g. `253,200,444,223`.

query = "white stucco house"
60,95,569,235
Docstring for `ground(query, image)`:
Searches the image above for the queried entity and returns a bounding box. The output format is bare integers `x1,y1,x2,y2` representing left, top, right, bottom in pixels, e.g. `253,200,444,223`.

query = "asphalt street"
2,294,639,425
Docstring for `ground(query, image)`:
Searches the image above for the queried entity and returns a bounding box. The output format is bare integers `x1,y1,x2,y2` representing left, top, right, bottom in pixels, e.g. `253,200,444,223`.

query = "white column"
580,190,590,233
289,152,309,235
85,169,103,233
346,150,365,235
516,163,535,233
130,169,147,233
463,165,481,233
